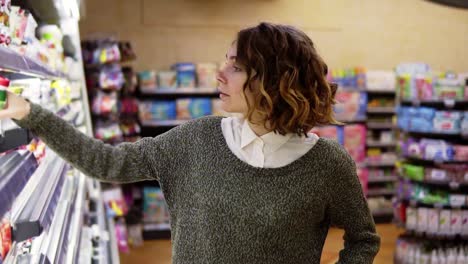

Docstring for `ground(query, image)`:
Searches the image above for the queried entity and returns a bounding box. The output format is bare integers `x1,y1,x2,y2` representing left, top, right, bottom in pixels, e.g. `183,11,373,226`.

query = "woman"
1,22,380,263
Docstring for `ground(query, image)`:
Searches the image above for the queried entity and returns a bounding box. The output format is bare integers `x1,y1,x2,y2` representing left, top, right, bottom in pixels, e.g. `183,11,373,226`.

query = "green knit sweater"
16,103,380,263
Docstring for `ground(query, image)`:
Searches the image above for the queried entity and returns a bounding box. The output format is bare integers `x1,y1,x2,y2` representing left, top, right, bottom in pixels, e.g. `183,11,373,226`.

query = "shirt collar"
240,119,259,149
240,119,293,154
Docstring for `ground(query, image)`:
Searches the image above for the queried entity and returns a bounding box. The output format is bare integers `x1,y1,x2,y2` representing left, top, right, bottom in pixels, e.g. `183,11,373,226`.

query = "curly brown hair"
236,22,339,136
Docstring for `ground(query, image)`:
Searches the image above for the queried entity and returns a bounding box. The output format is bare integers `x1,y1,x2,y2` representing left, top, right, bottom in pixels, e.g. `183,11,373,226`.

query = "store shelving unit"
0,3,118,263
393,73,468,263
365,88,398,223
139,88,220,137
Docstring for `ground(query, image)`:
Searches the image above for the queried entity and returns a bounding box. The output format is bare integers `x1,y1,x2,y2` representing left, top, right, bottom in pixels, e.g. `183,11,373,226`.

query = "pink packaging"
462,210,468,236
344,124,366,163
451,209,463,234
454,145,468,162
427,209,439,235
356,167,368,195
310,126,338,141
415,75,433,100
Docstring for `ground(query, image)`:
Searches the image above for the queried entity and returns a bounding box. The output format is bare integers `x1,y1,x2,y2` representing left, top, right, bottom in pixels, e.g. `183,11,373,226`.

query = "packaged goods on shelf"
399,162,467,184
98,64,125,90
310,126,344,144
367,98,395,108
94,121,123,142
91,90,119,116
365,71,396,91
0,0,11,47
400,137,468,162
395,180,468,208
173,63,196,89
176,98,212,120
367,130,395,144
367,148,398,163
334,90,367,121
138,100,177,121
82,40,121,65
397,106,466,135
157,71,177,90
396,63,468,101
311,125,369,165
343,124,367,163
357,167,369,195
327,67,366,89
102,187,129,217
143,187,170,224
395,237,468,264
138,70,157,93
396,205,468,237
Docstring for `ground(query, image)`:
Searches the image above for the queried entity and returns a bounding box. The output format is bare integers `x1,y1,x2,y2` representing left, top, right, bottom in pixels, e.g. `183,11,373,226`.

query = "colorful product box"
462,210,468,236
158,71,177,90
309,126,344,145
333,91,367,121
196,63,218,89
344,124,366,163
139,100,176,121
143,187,170,224
138,71,157,93
173,63,196,89
176,98,212,119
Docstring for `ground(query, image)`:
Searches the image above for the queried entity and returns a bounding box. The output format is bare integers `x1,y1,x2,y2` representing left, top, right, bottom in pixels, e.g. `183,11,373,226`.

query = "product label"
417,208,428,233
430,169,447,181
427,209,439,235
462,210,468,236
450,210,462,234
439,210,451,235
406,207,417,230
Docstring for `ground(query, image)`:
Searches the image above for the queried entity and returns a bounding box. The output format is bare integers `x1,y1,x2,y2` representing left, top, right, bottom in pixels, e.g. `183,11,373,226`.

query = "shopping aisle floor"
120,224,403,264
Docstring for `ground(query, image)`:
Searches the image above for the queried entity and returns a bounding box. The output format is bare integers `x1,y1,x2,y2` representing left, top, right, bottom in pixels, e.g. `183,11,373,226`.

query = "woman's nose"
216,66,227,85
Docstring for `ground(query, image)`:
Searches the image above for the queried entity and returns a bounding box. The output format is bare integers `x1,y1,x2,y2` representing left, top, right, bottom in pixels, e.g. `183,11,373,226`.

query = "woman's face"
216,43,251,114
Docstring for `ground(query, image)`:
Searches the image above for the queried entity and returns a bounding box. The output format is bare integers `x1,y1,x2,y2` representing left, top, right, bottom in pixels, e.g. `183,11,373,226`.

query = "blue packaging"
151,100,176,120
408,107,419,118
189,98,212,118
418,107,436,120
397,117,411,131
409,118,432,132
357,92,368,120
173,63,196,89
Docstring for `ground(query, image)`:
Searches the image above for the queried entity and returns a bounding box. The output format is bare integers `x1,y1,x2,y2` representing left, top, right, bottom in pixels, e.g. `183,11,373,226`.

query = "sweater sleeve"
14,103,171,183
328,153,381,263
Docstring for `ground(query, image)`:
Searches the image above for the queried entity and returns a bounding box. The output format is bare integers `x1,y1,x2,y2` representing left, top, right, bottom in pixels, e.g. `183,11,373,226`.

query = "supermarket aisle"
120,224,403,264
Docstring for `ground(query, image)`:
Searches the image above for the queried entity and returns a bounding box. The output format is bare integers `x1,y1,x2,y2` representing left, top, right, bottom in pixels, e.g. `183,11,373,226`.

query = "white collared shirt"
221,117,318,168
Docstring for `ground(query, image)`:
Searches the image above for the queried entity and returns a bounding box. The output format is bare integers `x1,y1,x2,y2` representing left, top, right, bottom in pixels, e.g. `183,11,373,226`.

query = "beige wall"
79,0,468,72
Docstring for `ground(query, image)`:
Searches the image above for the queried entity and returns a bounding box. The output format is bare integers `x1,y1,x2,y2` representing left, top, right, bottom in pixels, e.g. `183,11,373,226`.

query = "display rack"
365,86,398,223
392,67,468,263
139,88,221,137
0,2,118,263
